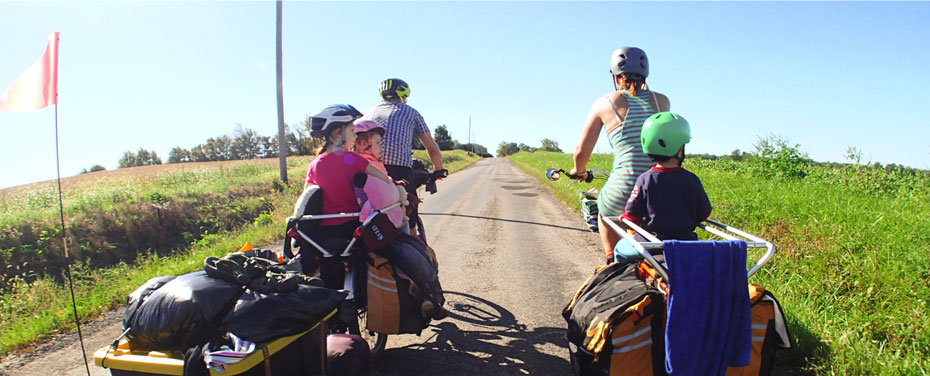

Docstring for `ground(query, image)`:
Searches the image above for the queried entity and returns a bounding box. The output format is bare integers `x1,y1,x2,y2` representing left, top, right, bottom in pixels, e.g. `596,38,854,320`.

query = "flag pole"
52,75,92,376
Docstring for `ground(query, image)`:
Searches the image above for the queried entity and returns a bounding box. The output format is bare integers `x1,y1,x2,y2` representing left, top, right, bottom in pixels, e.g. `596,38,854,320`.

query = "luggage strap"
262,346,271,376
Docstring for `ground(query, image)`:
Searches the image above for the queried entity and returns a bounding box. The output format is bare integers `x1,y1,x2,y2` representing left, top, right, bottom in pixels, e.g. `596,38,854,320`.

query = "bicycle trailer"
564,216,792,376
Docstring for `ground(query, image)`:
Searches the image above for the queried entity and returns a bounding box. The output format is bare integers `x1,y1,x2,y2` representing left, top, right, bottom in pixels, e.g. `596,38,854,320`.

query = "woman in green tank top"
571,47,671,264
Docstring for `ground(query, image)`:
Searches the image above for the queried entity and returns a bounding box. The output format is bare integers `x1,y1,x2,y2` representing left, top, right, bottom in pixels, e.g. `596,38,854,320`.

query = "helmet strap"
326,127,349,151
329,136,346,151
676,145,686,165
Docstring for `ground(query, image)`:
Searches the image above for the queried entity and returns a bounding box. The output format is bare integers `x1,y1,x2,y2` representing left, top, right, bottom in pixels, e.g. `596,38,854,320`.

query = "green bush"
751,134,813,179
253,213,273,226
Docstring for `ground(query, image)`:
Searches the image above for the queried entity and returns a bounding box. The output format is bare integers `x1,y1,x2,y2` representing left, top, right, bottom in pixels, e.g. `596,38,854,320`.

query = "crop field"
0,150,481,356
510,151,930,375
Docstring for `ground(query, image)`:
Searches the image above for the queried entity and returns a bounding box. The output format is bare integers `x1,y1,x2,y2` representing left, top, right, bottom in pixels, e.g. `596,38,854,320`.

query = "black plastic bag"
123,276,176,330
125,271,245,350
221,285,347,344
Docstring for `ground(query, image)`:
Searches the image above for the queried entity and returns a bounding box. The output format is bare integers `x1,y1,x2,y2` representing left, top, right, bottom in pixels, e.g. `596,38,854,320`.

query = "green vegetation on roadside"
510,151,929,375
0,157,313,290
0,150,482,357
412,149,482,173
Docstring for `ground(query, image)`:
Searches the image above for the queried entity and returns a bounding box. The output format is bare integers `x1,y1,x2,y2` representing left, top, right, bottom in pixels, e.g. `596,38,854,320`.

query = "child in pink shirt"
304,105,390,230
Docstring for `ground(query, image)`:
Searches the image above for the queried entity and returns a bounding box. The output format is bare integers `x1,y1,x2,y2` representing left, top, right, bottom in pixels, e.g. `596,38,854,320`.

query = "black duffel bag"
124,271,245,350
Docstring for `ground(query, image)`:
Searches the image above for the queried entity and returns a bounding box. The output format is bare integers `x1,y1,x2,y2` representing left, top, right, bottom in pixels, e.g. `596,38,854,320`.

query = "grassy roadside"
0,164,307,356
0,150,482,358
509,151,930,375
412,149,482,172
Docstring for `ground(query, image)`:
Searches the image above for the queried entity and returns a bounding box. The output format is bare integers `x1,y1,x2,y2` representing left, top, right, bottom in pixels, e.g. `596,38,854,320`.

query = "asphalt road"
1,157,605,376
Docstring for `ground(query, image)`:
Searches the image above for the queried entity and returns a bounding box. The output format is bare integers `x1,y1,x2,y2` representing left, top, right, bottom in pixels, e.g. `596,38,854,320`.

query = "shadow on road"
420,212,589,233
372,291,571,375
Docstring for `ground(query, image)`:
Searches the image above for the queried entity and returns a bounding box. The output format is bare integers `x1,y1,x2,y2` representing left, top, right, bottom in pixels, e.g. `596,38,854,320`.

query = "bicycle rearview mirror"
545,168,560,181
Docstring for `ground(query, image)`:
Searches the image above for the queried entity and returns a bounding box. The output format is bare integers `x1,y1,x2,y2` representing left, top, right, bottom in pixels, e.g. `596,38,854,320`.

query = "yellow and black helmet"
379,78,410,103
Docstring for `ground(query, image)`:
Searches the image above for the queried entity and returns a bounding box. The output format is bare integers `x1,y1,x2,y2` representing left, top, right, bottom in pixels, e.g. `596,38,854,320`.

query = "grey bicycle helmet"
609,47,649,79
309,104,362,138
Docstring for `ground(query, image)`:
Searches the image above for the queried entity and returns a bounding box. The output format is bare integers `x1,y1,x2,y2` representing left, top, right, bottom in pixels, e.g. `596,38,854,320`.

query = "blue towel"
663,240,751,376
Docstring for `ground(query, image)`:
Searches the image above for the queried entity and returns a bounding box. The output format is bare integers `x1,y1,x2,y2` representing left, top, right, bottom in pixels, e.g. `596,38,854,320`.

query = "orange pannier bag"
566,261,792,376
365,252,429,335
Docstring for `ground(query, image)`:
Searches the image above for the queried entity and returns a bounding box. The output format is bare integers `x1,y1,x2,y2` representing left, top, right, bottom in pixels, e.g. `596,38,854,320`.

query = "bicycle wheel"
357,307,388,357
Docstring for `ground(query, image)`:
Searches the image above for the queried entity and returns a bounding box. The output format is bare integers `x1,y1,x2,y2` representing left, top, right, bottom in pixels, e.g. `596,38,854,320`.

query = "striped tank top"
597,90,658,217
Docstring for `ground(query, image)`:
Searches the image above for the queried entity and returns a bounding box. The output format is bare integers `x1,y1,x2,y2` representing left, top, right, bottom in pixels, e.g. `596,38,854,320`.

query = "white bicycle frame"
286,202,402,299
601,215,777,284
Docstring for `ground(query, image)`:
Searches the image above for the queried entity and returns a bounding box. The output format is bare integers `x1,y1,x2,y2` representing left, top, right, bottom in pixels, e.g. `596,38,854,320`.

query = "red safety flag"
0,31,59,112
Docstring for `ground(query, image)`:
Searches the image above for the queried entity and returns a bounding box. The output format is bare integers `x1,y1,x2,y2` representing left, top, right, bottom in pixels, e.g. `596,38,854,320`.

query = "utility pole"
468,116,472,154
275,0,288,184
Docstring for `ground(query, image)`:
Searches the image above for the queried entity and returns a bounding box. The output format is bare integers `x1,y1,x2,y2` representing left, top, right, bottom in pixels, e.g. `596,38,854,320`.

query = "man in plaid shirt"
362,78,445,238
362,78,445,188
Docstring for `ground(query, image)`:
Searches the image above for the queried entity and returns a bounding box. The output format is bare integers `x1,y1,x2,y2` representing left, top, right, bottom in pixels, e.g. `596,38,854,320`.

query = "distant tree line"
497,138,562,157
164,124,317,164
413,124,492,157
114,122,320,168
79,165,107,174
117,120,492,169
118,148,163,168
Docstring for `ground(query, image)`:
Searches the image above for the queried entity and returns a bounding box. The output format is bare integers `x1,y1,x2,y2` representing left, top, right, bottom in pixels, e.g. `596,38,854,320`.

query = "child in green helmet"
615,112,712,262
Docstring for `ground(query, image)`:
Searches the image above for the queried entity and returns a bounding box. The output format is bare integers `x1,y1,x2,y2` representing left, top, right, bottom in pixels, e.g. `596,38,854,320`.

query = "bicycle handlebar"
545,168,608,183
423,169,447,194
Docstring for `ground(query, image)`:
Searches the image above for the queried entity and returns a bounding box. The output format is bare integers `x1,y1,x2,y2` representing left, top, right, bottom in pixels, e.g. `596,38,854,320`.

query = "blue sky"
2,1,929,189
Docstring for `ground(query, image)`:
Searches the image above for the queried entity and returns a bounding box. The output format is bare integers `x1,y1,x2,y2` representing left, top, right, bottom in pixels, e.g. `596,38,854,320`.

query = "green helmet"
641,112,691,157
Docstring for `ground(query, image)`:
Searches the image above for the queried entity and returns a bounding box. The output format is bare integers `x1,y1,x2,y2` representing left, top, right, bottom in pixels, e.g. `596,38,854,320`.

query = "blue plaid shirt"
361,102,430,168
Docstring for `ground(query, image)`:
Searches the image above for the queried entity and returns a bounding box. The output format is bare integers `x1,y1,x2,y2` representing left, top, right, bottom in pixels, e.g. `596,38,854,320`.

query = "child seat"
283,185,439,336
284,185,360,285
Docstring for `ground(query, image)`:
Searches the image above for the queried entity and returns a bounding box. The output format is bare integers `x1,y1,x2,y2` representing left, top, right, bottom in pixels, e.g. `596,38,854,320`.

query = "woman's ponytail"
617,73,646,96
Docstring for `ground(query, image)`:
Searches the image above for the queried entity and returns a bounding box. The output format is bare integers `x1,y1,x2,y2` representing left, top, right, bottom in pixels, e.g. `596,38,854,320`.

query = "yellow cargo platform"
94,309,335,376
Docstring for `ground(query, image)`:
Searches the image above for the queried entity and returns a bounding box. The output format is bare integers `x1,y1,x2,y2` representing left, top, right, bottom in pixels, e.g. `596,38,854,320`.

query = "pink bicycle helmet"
354,120,385,136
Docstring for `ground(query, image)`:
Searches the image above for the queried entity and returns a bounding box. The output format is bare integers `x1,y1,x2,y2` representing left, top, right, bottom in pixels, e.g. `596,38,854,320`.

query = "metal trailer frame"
600,215,776,284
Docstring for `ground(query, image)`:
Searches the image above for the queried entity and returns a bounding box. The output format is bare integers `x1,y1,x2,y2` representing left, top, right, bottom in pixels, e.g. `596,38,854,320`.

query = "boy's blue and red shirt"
621,166,712,240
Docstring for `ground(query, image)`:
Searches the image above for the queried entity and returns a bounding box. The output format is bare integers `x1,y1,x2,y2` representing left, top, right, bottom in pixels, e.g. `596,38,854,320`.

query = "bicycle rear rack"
600,216,776,283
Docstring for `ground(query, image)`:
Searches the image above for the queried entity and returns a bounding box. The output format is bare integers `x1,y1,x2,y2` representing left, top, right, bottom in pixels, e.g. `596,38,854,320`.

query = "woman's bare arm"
654,92,670,112
572,98,607,177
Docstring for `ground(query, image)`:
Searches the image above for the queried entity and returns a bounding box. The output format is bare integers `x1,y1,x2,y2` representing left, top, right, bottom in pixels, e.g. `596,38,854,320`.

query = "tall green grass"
0,157,312,356
0,157,313,289
0,150,483,358
510,151,930,375
412,149,481,172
